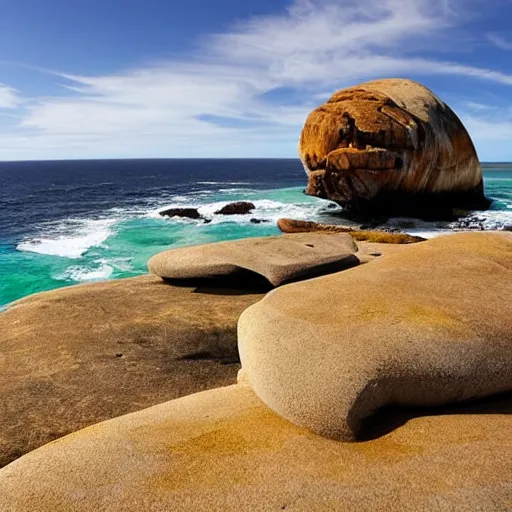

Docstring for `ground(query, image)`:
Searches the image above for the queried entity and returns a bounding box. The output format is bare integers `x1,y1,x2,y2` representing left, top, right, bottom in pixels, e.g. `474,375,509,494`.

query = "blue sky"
2,0,512,160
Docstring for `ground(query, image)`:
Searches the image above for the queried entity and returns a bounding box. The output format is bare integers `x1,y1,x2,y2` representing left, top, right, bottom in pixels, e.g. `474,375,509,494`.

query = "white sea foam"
150,196,335,226
56,262,114,282
17,219,117,259
218,188,250,193
196,199,323,224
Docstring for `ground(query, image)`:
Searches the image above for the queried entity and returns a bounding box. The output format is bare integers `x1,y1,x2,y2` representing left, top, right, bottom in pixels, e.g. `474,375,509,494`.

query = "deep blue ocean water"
1,159,511,308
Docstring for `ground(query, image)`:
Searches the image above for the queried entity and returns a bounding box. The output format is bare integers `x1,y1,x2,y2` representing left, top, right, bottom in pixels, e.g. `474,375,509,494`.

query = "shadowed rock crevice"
357,388,512,442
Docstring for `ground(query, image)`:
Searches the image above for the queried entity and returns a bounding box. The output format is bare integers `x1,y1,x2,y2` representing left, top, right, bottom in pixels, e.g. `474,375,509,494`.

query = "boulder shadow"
357,389,512,441
160,255,361,295
161,270,274,296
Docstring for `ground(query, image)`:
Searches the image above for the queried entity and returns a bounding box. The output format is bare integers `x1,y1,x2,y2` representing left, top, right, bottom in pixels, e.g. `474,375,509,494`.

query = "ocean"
1,159,511,308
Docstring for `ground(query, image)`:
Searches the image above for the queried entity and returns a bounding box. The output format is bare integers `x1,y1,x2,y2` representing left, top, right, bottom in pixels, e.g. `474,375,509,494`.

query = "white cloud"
0,84,21,109
2,0,512,160
454,100,512,160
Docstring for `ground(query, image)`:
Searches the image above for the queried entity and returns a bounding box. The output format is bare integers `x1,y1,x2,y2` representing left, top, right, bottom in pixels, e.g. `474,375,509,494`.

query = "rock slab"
0,276,264,468
148,233,359,287
0,384,511,511
277,218,425,244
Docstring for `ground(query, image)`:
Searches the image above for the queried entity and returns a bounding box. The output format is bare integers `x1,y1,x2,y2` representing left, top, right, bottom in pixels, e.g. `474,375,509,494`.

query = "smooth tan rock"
239,233,512,441
148,233,359,287
354,240,411,263
0,276,264,468
0,384,511,511
299,78,490,216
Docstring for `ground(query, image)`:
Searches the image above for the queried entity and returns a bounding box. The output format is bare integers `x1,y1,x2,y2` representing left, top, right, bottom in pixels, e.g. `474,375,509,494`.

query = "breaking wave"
17,219,117,259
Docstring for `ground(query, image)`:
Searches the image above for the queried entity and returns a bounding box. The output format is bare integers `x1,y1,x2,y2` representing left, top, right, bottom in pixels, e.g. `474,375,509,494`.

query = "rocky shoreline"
1,77,511,511
0,231,511,510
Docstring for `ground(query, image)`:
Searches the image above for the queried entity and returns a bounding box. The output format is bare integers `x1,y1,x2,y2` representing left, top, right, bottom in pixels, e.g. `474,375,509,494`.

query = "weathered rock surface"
215,201,255,215
299,78,490,217
1,384,511,511
277,218,425,244
239,232,512,441
0,276,264,468
159,207,202,219
148,233,359,287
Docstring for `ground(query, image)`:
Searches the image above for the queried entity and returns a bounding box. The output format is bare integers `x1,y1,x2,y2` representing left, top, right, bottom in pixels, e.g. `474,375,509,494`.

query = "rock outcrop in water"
159,207,201,219
299,78,490,218
215,201,255,215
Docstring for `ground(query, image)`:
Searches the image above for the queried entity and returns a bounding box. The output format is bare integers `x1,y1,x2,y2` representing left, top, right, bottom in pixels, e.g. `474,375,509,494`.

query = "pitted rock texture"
1,384,512,512
299,78,490,216
238,232,512,441
148,233,359,287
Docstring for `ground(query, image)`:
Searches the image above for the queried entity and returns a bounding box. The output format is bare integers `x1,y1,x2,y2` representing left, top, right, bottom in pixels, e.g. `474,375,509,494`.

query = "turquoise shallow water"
1,160,511,309
0,184,324,307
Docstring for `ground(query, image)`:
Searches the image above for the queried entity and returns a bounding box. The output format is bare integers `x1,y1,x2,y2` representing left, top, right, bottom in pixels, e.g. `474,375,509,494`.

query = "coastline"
1,163,512,308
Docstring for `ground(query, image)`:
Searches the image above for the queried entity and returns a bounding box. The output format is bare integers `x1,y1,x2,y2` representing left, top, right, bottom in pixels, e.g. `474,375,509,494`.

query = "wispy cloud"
1,0,512,160
487,33,512,51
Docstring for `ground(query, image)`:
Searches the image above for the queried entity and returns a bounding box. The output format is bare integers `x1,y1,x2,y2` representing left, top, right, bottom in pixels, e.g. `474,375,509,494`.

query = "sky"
2,0,512,161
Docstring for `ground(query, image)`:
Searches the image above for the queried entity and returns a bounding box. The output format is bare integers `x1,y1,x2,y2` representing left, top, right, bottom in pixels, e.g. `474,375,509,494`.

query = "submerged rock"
215,201,255,215
299,78,490,217
277,218,425,244
239,232,512,441
148,233,359,287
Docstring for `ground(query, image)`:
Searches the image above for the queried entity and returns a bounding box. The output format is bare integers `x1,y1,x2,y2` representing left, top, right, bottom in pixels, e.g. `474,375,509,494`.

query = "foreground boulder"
299,79,490,217
239,233,512,441
1,384,511,511
0,276,264,468
148,233,359,287
215,201,255,215
277,218,425,244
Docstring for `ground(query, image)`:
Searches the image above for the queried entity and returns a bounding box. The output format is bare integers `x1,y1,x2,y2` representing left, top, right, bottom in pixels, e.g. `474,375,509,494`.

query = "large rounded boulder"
238,232,512,441
299,78,490,217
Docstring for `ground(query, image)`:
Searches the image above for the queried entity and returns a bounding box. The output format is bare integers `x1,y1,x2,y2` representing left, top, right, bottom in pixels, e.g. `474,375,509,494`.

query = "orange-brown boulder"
299,78,490,217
